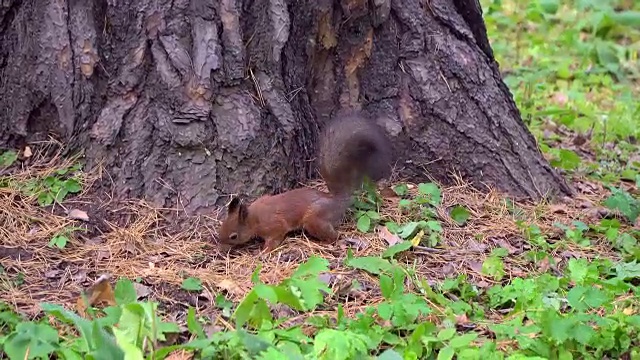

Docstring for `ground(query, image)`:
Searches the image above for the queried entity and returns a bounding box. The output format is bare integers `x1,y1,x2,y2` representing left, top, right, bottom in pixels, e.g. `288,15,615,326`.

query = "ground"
1,1,640,359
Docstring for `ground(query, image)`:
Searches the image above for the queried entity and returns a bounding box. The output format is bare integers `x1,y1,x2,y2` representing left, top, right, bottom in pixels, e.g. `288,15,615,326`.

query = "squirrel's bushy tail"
318,112,393,196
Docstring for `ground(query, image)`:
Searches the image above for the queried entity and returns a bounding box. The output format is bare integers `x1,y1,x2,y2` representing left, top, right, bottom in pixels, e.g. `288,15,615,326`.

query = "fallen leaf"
96,250,110,261
551,92,568,106
44,270,62,279
410,229,424,247
68,209,90,221
468,260,483,273
217,279,242,296
623,307,635,316
343,237,369,250
76,274,116,316
455,313,470,326
573,133,588,146
467,239,487,253
379,186,399,198
441,263,456,276
203,324,224,337
133,282,152,298
538,256,550,273
165,350,193,360
71,269,88,283
318,272,336,286
548,203,568,214
23,146,32,158
494,238,519,254
378,226,402,246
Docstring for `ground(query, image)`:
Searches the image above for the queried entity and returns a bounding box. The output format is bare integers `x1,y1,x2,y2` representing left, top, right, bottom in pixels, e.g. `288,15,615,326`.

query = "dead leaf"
455,313,470,326
23,146,32,158
76,274,116,317
441,263,456,276
44,270,62,279
318,272,336,286
378,226,402,246
379,186,399,198
343,237,369,250
548,203,568,214
468,260,483,273
96,250,110,261
551,92,568,106
538,256,550,273
573,133,588,146
217,279,243,296
133,282,152,298
68,209,90,221
467,239,487,253
623,307,635,316
494,237,519,255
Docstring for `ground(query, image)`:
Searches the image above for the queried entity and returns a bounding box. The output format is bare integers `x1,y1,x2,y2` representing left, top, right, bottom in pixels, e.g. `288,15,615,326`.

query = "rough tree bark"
0,0,573,215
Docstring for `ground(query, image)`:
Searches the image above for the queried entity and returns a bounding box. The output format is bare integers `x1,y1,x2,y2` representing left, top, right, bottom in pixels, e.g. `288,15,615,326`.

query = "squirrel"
217,112,393,253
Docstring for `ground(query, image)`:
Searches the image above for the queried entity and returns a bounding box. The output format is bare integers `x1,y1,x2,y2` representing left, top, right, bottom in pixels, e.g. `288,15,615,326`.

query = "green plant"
16,163,84,206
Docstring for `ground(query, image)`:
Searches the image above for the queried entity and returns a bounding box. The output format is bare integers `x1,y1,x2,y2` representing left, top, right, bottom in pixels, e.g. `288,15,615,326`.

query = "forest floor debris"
0,145,627,324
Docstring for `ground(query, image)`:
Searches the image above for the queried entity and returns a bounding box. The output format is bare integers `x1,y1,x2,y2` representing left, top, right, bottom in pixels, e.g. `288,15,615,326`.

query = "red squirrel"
217,112,393,253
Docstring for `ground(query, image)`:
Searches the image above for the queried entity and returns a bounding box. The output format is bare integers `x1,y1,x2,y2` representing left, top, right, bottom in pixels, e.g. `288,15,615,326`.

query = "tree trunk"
0,0,572,215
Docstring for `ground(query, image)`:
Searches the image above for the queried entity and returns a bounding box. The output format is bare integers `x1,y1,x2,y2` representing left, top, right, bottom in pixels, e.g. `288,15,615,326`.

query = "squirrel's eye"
229,233,238,240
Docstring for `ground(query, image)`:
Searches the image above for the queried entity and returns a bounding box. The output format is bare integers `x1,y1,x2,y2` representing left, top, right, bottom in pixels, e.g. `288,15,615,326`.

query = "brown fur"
217,113,393,253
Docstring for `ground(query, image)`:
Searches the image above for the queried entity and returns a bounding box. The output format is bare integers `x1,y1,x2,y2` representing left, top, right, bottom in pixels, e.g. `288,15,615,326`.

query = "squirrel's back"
318,112,393,195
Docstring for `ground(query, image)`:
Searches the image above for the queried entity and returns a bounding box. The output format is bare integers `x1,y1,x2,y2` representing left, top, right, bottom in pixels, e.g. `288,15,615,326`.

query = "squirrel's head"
218,197,253,248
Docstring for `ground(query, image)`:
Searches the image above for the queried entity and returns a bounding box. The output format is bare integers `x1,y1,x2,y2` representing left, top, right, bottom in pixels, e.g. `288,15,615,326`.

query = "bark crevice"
0,0,572,216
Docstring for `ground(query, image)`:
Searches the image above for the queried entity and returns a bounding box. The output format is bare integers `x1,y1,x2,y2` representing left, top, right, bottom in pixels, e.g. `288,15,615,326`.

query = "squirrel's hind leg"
304,220,340,244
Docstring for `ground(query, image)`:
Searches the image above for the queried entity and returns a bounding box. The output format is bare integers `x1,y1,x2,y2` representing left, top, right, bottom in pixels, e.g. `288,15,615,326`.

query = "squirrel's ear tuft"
228,197,241,213
238,203,249,222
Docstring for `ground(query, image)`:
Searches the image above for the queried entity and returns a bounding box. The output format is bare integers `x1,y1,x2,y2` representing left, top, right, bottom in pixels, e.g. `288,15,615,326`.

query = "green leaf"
418,183,442,205
357,215,371,233
604,187,640,223
437,346,455,360
366,210,381,220
449,333,478,348
377,349,404,360
610,11,640,27
382,241,413,259
54,187,69,203
64,178,83,193
426,220,443,232
114,278,138,304
344,256,394,275
88,321,125,360
595,41,619,68
254,284,278,304
292,256,329,279
437,327,457,341
112,327,144,360
3,322,59,360
392,184,409,196
186,307,205,339
0,150,18,167
615,261,640,280
181,277,203,291
573,323,596,345
550,149,581,170
48,235,69,249
538,0,559,14
37,192,54,207
450,205,471,225
398,222,420,239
